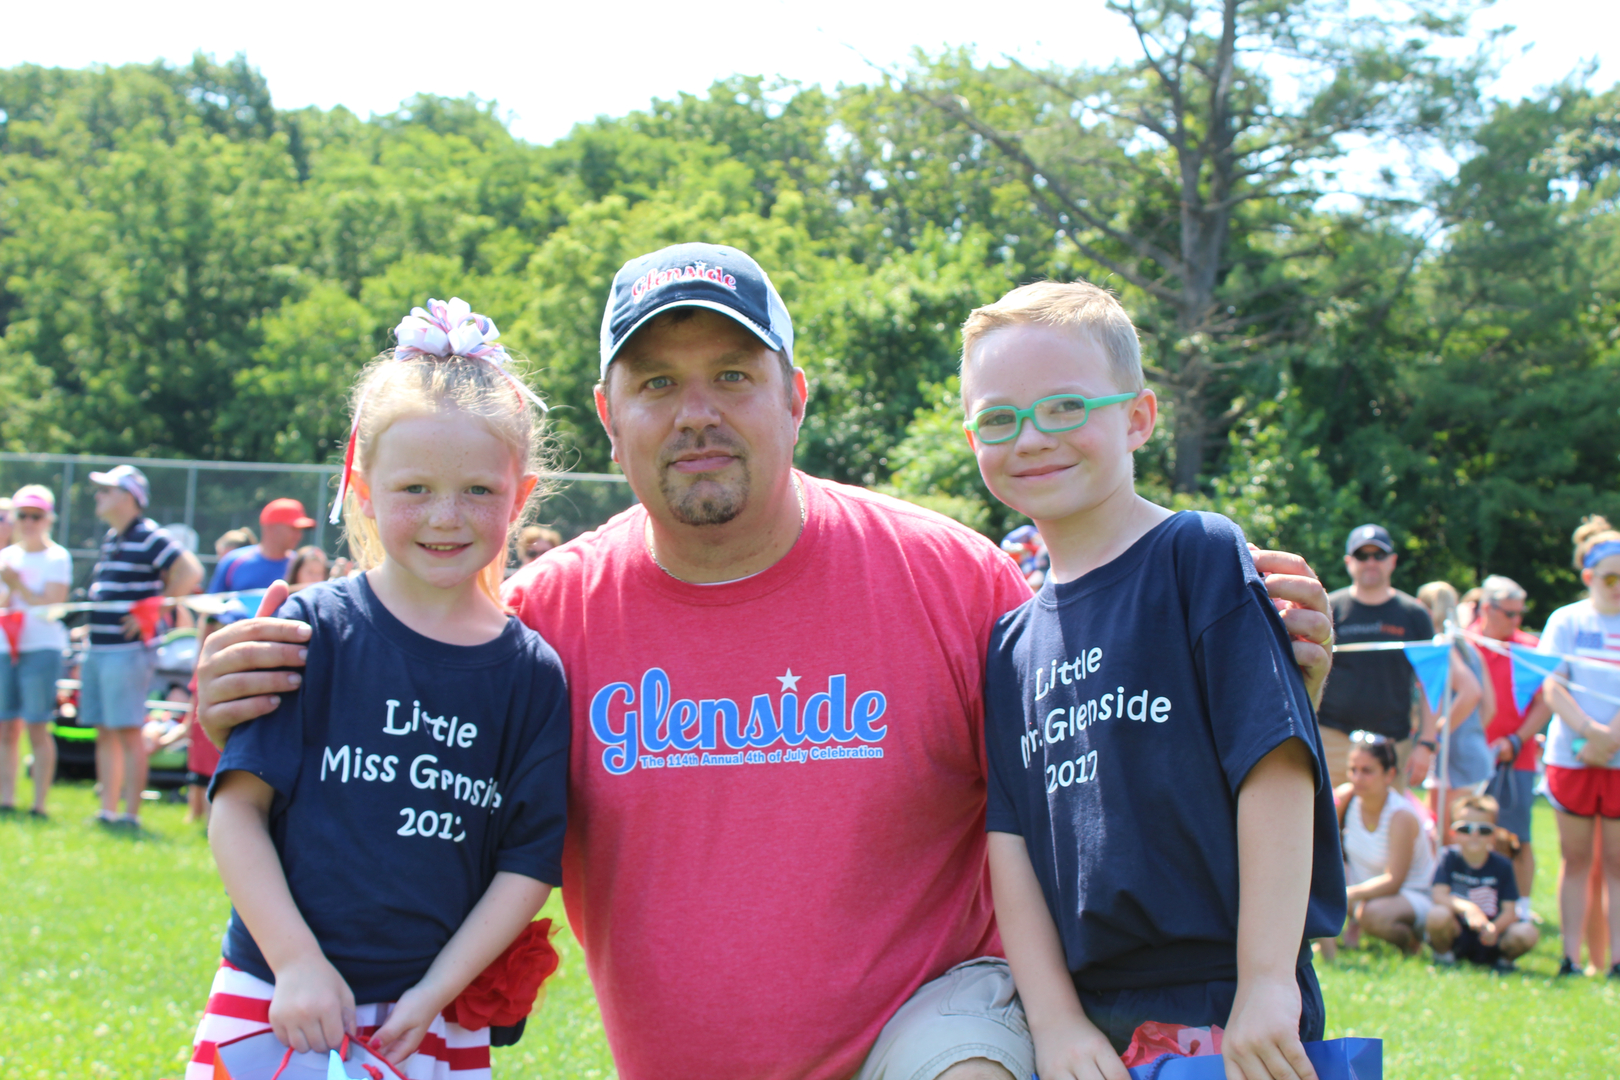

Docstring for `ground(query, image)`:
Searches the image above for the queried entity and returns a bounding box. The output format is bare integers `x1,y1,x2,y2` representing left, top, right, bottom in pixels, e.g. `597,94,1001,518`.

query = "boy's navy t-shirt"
1432,848,1518,918
984,511,1346,991
212,575,569,1003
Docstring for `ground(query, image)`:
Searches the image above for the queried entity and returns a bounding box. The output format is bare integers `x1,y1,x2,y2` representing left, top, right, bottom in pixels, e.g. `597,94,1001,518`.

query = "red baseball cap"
261,498,316,528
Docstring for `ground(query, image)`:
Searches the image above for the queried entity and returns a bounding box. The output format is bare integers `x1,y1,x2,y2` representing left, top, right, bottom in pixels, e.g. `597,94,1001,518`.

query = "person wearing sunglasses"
1315,524,1439,790
1332,732,1435,958
1536,515,1620,978
0,486,73,819
1425,793,1538,971
1471,574,1550,914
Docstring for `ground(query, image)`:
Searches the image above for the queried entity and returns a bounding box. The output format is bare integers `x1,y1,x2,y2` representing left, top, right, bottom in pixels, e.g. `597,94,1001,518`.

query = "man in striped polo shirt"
83,465,201,827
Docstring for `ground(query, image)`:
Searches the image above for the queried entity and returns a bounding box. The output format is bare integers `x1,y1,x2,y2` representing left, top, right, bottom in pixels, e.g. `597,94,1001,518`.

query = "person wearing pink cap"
208,499,318,596
0,485,72,819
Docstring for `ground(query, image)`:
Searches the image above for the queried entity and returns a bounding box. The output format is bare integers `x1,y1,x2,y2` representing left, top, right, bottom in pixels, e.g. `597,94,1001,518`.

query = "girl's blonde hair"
340,351,552,607
1573,514,1620,570
1417,580,1459,627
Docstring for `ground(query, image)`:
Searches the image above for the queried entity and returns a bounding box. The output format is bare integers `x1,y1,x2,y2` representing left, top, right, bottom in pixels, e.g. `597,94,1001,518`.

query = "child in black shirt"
1426,794,1538,970
963,282,1345,1080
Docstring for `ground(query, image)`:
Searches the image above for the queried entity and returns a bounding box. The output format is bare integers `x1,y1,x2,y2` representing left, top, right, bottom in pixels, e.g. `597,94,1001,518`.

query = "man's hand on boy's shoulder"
1250,546,1334,709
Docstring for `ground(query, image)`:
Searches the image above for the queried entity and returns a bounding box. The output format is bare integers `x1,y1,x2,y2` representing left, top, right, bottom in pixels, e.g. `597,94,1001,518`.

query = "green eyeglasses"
963,392,1139,444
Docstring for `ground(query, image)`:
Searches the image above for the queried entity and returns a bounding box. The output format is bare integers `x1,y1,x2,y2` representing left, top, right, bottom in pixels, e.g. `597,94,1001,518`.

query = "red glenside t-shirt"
504,474,1032,1080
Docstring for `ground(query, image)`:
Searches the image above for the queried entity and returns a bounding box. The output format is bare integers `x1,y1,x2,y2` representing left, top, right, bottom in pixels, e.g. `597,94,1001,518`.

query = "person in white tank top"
1336,733,1435,955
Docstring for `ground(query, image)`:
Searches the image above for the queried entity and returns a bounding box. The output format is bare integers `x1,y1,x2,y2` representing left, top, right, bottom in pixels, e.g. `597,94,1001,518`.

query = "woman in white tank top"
1338,733,1435,954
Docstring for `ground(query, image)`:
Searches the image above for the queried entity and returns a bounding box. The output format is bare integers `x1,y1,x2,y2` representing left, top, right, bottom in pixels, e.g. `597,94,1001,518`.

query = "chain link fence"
0,452,636,587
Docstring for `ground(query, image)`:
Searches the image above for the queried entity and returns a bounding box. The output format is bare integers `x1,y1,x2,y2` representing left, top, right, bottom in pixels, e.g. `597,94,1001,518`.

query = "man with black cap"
1316,524,1438,789
194,243,1338,1080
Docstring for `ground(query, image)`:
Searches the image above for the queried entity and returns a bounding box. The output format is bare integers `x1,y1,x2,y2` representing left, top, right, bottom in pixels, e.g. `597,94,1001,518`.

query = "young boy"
965,282,1346,1080
1425,794,1539,971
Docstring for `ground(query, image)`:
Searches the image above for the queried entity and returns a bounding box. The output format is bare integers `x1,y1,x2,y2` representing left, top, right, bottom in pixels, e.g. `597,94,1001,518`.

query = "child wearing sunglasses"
965,282,1344,1080
1425,794,1538,970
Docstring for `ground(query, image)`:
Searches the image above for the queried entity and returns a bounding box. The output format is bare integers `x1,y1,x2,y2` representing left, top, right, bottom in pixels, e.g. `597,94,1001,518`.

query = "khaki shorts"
854,957,1033,1080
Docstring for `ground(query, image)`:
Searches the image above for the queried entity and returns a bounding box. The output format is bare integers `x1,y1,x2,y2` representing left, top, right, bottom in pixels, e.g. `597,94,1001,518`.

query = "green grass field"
3,782,1617,1079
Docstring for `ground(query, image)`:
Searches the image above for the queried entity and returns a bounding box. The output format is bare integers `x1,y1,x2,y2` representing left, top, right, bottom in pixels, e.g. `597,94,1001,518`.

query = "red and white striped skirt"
186,961,491,1080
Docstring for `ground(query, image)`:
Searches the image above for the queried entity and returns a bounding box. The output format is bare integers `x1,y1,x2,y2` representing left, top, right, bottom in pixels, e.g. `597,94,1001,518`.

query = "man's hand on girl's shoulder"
195,581,310,747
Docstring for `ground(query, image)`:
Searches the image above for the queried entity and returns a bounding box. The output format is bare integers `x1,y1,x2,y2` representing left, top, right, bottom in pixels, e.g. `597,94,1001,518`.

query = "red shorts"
1546,765,1620,819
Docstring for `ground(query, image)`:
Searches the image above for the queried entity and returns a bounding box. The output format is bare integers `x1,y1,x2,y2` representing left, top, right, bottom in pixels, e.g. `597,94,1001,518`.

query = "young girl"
1540,514,1620,978
188,299,569,1080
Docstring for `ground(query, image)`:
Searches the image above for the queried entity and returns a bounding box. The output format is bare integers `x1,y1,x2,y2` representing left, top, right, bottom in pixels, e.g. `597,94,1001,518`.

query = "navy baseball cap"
1345,524,1394,556
598,242,794,377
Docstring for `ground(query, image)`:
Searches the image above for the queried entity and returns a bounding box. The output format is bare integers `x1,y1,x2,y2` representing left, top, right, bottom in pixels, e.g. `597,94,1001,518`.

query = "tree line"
1,0,1616,618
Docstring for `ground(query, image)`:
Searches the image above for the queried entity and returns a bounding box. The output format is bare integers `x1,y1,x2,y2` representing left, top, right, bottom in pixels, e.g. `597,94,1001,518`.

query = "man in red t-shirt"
1473,574,1551,907
193,244,1336,1080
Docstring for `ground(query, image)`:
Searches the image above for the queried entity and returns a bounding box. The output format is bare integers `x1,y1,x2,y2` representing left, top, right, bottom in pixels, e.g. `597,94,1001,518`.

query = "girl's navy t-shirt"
213,574,569,1003
984,511,1346,991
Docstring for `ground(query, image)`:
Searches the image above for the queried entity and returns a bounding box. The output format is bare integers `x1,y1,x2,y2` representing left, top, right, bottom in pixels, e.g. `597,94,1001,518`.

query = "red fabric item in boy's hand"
445,918,560,1030
1120,1022,1224,1067
0,611,24,662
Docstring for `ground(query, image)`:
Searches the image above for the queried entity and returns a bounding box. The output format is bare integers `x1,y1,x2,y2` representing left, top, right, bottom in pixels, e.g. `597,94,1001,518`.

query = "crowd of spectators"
0,470,575,824
1303,516,1620,978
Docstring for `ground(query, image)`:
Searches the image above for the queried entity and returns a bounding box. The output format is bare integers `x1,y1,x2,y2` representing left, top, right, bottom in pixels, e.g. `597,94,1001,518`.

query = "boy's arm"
210,770,355,1054
1228,737,1319,1080
1433,883,1488,930
370,873,553,1064
987,832,1128,1080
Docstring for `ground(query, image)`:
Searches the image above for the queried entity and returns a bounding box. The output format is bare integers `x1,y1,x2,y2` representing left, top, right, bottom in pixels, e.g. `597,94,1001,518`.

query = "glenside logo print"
589,668,888,775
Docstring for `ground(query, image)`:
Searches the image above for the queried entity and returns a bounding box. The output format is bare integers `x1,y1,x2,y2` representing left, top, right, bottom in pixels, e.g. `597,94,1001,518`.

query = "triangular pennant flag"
0,611,25,663
1403,642,1451,712
1509,645,1562,712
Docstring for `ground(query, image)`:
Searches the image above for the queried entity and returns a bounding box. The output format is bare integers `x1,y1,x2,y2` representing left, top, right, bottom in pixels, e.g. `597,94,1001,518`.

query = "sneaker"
1557,957,1582,978
1608,963,1620,981
1433,951,1457,967
114,813,141,831
1491,957,1519,974
25,809,48,821
91,809,119,826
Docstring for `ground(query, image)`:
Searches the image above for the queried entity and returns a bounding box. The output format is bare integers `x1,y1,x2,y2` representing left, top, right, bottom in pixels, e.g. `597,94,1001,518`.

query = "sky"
2,0,1613,146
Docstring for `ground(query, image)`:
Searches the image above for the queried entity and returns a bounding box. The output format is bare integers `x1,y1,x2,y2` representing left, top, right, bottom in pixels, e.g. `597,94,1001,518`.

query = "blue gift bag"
1122,1037,1382,1080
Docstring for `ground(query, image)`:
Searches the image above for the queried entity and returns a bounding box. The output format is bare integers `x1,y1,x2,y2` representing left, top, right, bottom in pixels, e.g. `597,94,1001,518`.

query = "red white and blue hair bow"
330,298,547,525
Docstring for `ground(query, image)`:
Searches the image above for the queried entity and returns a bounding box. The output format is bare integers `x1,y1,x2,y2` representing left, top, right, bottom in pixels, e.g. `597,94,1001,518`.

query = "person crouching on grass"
1425,794,1538,971
966,282,1345,1080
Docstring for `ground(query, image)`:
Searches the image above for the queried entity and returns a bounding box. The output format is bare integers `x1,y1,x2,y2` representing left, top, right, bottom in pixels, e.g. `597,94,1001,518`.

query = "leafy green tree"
903,0,1496,491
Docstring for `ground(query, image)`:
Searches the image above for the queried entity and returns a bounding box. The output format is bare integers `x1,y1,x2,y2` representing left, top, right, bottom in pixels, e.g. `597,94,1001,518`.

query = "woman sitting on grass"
1331,733,1436,956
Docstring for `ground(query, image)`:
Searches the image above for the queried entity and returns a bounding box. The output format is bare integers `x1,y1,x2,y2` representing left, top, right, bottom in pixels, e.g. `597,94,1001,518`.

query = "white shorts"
854,957,1034,1080
185,961,490,1080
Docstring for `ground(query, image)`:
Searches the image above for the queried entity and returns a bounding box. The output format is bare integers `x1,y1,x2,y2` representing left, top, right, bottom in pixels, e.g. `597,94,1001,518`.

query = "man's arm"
1227,736,1319,1080
164,549,203,598
1250,547,1333,709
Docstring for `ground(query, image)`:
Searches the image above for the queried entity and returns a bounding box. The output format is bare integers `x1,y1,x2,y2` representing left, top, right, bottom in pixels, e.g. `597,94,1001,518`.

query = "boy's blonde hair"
960,281,1144,393
1455,794,1500,822
341,352,552,608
